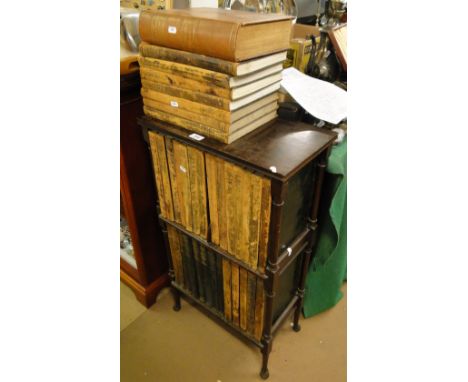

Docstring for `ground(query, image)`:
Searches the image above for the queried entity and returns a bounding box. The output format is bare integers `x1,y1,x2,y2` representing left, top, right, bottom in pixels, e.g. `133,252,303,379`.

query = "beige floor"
121,282,346,382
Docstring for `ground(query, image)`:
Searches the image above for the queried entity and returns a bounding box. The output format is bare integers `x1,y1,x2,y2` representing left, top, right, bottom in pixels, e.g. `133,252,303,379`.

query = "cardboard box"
284,23,320,73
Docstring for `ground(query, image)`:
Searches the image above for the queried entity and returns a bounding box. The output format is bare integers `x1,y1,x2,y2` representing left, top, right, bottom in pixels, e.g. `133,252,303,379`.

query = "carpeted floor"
121,282,346,382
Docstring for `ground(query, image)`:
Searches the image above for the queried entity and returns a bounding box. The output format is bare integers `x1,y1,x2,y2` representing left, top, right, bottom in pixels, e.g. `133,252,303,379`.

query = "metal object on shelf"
223,0,298,22
120,8,141,52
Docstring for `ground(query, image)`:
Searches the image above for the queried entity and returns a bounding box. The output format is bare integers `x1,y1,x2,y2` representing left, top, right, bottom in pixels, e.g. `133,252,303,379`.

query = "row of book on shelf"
167,226,264,341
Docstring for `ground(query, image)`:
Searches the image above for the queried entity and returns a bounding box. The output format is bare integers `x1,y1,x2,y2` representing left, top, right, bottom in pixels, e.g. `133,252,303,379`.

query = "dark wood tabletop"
140,116,336,181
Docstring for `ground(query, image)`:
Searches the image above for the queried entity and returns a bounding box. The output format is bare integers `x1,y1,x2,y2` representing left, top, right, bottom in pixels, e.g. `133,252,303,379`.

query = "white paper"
280,67,347,125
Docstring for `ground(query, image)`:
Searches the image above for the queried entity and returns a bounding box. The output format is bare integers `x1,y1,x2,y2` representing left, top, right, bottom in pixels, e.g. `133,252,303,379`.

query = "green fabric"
303,137,347,317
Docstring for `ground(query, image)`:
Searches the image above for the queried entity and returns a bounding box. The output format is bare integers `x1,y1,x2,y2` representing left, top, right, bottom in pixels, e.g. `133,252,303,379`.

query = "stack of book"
138,8,293,144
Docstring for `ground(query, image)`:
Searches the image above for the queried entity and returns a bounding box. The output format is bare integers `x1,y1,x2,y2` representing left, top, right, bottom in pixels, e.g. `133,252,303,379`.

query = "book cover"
139,8,293,62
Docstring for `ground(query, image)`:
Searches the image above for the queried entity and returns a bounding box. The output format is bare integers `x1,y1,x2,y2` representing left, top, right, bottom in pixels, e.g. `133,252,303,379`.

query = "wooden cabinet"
140,116,335,378
120,72,169,307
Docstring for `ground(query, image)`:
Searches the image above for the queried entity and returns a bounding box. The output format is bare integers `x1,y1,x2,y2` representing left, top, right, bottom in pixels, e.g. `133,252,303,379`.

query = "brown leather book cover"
139,8,293,62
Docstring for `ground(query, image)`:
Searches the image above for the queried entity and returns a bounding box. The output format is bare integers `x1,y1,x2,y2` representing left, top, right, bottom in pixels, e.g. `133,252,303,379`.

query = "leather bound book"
191,240,205,302
139,8,293,62
139,42,287,76
206,247,218,309
216,254,224,313
199,245,213,307
181,235,199,298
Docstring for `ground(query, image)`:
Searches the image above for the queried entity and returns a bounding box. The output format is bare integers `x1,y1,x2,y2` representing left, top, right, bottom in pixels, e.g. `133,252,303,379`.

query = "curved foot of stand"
293,323,301,332
260,368,269,379
173,303,181,312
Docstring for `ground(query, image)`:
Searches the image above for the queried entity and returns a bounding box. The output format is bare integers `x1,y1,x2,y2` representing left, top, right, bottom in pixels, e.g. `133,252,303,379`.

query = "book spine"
148,131,173,220
172,141,193,232
231,263,240,327
239,267,248,331
257,177,271,273
225,162,239,259
153,133,174,220
139,42,238,76
143,106,230,144
140,67,231,98
181,234,199,298
254,279,265,341
217,158,229,251
248,173,263,268
205,154,219,245
246,272,257,336
143,97,231,132
239,167,251,265
191,239,205,302
141,87,231,123
186,146,209,239
164,137,182,224
216,252,224,314
206,247,217,309
222,258,231,321
141,79,230,110
178,231,190,290
139,11,239,61
138,57,230,89
199,245,213,307
167,226,183,285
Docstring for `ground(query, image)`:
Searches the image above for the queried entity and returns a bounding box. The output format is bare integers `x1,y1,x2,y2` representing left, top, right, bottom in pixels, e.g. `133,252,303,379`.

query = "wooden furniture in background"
328,23,347,72
141,116,336,378
120,72,169,307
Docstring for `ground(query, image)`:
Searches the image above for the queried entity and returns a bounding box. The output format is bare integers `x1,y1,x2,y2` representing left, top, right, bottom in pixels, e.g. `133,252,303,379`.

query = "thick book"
139,8,293,62
141,78,281,111
140,42,287,76
143,104,278,144
143,97,278,134
142,88,278,124
139,60,283,100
